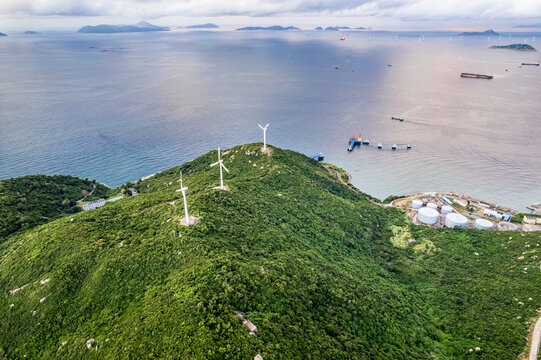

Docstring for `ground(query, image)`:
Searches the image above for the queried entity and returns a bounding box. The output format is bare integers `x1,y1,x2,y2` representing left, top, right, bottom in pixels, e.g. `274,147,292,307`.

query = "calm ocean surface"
1,30,540,210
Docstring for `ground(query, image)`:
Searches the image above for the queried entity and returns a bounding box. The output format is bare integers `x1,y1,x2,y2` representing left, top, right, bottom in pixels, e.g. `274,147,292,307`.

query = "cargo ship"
460,73,493,79
521,62,539,66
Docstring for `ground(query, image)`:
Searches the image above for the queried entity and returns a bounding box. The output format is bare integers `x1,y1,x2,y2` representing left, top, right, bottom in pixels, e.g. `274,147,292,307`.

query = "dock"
460,73,493,79
348,133,411,151
309,152,325,161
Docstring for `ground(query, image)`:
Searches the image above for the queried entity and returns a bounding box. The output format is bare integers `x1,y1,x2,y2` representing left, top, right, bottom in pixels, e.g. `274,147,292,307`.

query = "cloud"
1,0,540,20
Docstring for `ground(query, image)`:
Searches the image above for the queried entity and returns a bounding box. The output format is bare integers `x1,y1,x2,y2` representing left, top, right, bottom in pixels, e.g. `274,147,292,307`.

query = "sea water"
1,30,540,210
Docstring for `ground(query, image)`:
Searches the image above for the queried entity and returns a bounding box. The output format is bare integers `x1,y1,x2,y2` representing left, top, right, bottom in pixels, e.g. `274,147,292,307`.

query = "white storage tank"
441,205,453,215
417,207,439,224
427,202,438,210
411,200,423,209
445,213,468,228
475,218,493,230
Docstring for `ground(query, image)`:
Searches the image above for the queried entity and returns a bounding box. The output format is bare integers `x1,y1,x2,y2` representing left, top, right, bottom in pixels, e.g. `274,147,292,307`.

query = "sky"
1,0,541,31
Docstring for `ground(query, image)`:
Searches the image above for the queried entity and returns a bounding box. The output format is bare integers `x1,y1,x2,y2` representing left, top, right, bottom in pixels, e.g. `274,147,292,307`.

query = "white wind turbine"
258,123,269,151
176,170,190,225
210,147,229,190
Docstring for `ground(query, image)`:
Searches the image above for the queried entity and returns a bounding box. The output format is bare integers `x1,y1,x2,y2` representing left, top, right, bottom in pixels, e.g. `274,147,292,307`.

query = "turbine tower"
176,170,190,225
258,123,269,151
210,147,229,190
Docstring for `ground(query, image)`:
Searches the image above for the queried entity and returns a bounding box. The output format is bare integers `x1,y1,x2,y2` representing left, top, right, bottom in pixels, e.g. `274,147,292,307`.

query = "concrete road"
529,316,541,360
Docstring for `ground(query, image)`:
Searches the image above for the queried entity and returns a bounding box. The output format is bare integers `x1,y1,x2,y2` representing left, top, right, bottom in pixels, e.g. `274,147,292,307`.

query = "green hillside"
0,175,113,240
1,144,540,359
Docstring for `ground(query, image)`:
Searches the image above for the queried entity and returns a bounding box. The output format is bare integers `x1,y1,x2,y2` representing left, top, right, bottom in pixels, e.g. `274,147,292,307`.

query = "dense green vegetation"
1,144,540,359
0,175,111,240
489,43,537,51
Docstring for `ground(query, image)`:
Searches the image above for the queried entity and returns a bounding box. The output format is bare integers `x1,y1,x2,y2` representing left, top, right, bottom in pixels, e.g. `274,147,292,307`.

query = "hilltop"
1,144,540,359
77,22,169,34
490,43,537,51
458,29,499,36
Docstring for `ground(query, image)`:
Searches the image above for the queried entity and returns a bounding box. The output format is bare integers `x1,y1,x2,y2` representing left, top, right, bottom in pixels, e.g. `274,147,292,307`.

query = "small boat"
362,139,370,145
407,144,412,149
310,152,325,161
391,117,404,122
392,144,397,150
377,143,382,149
348,138,356,151
340,34,345,41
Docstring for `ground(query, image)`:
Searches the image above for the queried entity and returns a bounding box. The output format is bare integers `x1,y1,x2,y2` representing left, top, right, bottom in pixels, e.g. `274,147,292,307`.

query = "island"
0,32,6,36
325,26,350,31
236,25,299,31
78,21,169,34
458,29,499,36
490,43,537,51
315,26,323,30
2,143,541,359
514,23,541,28
24,31,40,34
180,23,219,29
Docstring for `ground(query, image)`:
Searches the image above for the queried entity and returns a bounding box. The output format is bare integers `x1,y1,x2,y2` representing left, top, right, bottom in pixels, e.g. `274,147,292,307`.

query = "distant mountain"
514,23,541,28
315,26,323,31
0,32,6,36
458,29,499,36
78,22,169,34
24,31,40,34
325,26,350,31
490,43,536,51
236,26,299,31
356,27,366,29
181,23,219,29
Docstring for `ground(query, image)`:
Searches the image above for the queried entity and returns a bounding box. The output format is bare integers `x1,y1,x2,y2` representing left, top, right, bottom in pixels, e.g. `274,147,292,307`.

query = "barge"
521,62,539,66
460,73,493,79
391,117,404,122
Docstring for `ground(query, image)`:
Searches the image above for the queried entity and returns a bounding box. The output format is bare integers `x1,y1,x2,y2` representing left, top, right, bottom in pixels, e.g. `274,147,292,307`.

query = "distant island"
315,26,323,30
490,43,537,52
0,32,6,36
325,26,350,31
458,29,499,36
24,31,40,34
78,21,169,34
180,23,219,29
236,26,299,31
514,23,541,28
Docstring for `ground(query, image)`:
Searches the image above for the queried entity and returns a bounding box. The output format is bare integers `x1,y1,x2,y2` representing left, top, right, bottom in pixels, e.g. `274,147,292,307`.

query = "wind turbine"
210,147,229,190
176,170,190,225
258,123,269,151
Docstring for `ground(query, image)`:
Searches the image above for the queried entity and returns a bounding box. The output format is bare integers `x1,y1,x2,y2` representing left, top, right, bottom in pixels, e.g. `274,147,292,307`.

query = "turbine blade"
265,123,269,128
210,161,220,167
258,124,264,130
221,163,230,173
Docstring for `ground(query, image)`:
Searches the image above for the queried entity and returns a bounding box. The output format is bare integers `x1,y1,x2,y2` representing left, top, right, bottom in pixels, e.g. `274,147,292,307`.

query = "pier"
348,134,411,151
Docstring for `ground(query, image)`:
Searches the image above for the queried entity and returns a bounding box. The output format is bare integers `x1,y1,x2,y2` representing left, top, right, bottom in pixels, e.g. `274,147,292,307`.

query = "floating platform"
460,73,493,79
348,133,411,151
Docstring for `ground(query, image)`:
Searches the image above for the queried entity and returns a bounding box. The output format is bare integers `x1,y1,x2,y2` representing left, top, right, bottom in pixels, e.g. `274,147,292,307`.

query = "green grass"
0,144,540,359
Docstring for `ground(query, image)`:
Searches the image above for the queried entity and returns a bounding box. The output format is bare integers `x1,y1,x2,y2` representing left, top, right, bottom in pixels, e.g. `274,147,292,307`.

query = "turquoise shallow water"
1,30,540,211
